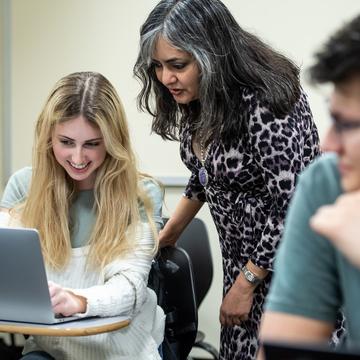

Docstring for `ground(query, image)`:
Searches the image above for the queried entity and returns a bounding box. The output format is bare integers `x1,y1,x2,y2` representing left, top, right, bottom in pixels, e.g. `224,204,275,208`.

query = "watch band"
241,265,262,286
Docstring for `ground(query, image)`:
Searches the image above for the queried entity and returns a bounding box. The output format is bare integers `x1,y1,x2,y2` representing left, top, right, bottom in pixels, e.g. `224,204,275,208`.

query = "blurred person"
259,14,360,357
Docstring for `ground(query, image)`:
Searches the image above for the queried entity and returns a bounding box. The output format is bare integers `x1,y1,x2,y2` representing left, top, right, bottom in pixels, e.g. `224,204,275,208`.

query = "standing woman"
134,0,321,358
134,0,320,359
0,72,164,360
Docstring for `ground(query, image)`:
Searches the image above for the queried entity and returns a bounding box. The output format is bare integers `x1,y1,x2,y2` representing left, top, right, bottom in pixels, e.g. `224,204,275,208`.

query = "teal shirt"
1,167,163,248
265,153,360,346
69,190,95,248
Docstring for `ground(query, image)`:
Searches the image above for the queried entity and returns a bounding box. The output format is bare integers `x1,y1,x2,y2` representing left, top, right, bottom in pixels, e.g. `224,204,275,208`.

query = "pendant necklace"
198,130,210,187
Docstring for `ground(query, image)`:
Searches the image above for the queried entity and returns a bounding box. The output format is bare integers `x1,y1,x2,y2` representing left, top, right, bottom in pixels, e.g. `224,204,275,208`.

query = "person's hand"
219,276,255,327
48,281,87,317
310,191,360,268
158,223,181,248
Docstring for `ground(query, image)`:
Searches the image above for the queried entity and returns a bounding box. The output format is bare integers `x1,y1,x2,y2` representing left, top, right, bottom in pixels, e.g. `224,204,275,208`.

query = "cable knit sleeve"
139,178,164,230
71,180,163,318
72,223,156,318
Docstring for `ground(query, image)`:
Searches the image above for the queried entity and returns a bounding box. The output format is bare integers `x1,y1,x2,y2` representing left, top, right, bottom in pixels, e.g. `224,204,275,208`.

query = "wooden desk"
0,315,130,337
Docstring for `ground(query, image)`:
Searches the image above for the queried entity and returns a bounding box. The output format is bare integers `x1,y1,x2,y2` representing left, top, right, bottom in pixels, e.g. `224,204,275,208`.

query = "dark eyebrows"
330,111,360,124
152,57,188,64
165,57,184,63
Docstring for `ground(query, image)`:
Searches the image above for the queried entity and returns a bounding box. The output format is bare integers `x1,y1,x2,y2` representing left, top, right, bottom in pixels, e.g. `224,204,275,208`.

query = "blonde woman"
0,71,164,360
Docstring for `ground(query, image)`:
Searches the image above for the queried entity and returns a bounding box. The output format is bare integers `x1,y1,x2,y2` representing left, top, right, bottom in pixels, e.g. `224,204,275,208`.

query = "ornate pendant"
198,166,208,187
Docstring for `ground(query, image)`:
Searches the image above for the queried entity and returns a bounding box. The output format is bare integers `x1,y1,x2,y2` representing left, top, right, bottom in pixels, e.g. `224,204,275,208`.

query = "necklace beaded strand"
198,130,210,187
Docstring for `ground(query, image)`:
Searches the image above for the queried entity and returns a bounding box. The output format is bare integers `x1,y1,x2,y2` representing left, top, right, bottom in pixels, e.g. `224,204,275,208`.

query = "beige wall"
9,0,185,180
3,0,360,355
7,1,360,179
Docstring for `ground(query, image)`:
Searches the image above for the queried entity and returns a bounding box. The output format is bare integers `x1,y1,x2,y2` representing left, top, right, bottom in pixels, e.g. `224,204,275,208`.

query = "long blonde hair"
19,71,158,270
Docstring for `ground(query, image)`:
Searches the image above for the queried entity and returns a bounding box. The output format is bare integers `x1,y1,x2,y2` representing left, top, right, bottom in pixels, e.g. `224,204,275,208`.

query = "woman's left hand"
219,277,255,327
48,281,87,317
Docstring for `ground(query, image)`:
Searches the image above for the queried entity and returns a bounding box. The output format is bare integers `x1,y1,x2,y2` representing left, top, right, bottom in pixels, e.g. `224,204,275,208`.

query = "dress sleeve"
249,93,320,270
72,222,155,318
184,172,207,203
265,157,341,323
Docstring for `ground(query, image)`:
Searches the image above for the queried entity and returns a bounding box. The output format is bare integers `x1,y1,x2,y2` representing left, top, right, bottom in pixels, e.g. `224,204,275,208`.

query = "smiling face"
52,115,107,190
322,74,360,192
152,36,200,104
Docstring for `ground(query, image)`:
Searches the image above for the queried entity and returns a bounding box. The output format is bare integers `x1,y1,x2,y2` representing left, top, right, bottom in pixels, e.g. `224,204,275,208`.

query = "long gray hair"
134,0,300,144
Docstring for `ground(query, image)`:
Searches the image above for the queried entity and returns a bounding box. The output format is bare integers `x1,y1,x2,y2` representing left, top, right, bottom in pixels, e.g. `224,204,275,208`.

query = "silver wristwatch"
241,265,262,286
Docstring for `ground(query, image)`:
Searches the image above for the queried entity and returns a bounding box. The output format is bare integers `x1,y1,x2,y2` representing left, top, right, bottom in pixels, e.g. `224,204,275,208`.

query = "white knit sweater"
0,213,164,360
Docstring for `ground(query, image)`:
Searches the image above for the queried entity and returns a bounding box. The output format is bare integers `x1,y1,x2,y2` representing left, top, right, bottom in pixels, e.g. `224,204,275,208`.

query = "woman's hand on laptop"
48,281,87,316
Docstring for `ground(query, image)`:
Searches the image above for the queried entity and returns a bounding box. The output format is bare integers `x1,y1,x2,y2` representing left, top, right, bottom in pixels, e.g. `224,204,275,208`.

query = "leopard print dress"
180,87,321,359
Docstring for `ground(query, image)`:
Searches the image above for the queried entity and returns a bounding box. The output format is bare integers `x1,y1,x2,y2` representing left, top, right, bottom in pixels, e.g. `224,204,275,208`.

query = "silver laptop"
0,227,82,324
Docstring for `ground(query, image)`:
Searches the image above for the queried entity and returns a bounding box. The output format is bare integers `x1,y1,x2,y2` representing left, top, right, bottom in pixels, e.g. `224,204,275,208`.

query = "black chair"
175,218,219,360
0,337,22,360
149,246,198,360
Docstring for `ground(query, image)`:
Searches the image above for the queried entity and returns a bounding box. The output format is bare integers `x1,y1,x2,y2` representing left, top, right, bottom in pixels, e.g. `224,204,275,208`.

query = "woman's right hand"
159,196,203,248
158,221,181,248
48,281,87,316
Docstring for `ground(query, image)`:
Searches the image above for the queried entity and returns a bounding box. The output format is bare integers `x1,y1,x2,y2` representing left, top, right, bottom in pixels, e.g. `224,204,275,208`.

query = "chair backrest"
175,218,214,308
149,246,198,360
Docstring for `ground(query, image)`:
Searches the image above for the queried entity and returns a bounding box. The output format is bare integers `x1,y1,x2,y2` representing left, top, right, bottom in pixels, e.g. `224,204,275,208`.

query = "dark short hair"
309,15,360,84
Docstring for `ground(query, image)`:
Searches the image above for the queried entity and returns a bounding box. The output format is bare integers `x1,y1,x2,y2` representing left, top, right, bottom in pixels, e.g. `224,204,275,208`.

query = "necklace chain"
199,129,210,165
198,129,211,187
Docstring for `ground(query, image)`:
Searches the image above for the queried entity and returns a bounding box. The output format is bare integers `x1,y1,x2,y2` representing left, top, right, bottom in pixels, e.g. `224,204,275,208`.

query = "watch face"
242,266,260,284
